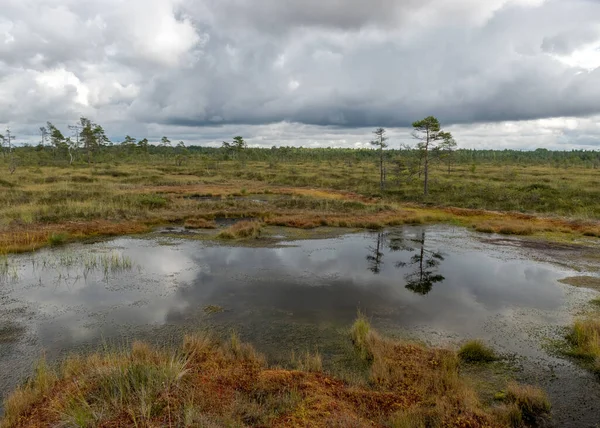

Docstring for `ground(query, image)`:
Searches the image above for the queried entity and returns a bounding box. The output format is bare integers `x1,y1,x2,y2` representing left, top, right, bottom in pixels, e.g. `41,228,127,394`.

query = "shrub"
458,340,497,363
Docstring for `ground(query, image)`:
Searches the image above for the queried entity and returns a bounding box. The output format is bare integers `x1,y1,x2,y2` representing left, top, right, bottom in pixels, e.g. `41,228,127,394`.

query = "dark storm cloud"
1,0,600,147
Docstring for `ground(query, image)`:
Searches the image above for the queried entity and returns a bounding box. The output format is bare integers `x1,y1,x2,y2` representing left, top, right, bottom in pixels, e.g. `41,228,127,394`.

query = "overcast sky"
2,0,600,149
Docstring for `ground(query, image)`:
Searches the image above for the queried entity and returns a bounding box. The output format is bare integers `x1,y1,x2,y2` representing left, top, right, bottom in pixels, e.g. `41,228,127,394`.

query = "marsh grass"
350,311,373,361
504,382,551,425
217,220,263,240
1,357,58,428
1,161,598,254
458,340,498,363
0,255,19,282
1,318,545,428
47,232,68,246
290,350,323,372
566,318,600,373
31,251,135,281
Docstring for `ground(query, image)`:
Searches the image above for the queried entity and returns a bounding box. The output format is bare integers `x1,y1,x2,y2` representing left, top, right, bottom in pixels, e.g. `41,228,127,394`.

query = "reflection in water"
366,232,386,274
393,231,445,295
0,227,577,418
367,230,446,295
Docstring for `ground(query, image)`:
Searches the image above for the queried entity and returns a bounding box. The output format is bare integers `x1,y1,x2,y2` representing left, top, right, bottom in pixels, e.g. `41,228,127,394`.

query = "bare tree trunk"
423,130,430,196
380,148,384,191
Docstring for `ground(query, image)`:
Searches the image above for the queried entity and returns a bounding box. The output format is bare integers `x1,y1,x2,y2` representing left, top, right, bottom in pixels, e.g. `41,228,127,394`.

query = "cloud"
1,0,600,148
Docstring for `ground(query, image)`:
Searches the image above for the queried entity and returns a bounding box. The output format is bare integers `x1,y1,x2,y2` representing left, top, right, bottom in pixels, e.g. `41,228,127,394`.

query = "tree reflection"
366,232,386,274
390,230,446,295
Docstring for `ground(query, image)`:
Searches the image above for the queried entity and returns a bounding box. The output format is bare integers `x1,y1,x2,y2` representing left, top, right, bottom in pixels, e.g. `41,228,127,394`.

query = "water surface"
1,225,599,426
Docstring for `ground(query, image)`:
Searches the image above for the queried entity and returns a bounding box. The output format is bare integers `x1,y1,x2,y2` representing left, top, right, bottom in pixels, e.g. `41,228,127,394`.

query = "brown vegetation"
1,162,599,254
0,317,551,428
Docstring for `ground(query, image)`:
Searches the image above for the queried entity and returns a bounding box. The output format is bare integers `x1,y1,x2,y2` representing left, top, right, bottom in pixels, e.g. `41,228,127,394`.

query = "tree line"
2,115,599,196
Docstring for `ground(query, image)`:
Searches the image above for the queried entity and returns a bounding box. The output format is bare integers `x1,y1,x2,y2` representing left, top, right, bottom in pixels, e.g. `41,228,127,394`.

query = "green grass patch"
458,340,497,363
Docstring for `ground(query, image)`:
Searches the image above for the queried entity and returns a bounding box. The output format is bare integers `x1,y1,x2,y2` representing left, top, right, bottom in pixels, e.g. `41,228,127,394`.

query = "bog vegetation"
0,316,550,428
0,118,599,254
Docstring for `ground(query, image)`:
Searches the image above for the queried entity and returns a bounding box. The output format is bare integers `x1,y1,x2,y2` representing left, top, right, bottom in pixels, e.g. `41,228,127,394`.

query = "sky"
1,0,600,150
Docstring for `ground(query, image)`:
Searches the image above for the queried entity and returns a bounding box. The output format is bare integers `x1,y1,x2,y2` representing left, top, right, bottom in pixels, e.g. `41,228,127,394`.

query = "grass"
350,311,373,361
217,220,263,240
458,340,498,363
47,232,68,246
565,318,600,373
290,350,323,373
0,255,18,282
559,276,600,291
0,161,598,254
504,382,551,426
0,318,550,428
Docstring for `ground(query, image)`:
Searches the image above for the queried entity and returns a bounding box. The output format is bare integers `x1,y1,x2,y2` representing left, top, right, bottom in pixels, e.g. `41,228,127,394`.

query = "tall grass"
566,318,600,373
2,357,58,428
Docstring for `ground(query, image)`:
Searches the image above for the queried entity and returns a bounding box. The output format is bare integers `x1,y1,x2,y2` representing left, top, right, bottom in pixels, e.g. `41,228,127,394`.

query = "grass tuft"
291,350,323,372
566,318,600,373
458,340,497,363
350,311,373,361
47,232,68,247
505,382,551,425
217,220,263,240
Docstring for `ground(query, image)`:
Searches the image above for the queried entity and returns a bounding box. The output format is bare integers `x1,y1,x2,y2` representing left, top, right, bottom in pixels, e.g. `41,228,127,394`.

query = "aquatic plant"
99,252,133,276
0,255,19,282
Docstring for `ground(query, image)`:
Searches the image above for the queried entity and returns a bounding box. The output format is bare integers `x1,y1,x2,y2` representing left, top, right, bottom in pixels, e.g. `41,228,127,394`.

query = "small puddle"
0,225,599,426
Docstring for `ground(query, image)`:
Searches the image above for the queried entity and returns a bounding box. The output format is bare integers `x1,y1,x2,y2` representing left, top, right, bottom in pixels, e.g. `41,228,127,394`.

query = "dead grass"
217,220,263,239
1,319,547,428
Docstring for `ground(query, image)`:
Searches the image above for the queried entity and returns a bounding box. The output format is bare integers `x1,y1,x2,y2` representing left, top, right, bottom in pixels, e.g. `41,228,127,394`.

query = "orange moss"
3,329,514,428
0,221,150,254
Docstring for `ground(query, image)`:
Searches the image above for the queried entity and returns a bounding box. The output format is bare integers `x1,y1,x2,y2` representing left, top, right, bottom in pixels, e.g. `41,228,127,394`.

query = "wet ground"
1,225,599,426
